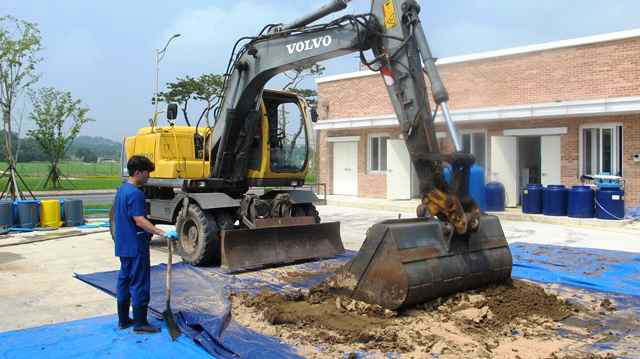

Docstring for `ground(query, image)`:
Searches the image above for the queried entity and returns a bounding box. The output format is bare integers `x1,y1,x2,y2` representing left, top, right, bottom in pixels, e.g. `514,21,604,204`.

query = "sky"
2,0,639,141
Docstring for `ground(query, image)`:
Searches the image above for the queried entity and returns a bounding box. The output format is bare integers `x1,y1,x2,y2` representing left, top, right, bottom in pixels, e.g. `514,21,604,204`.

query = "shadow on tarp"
510,242,640,297
75,245,640,358
0,314,212,359
75,261,310,359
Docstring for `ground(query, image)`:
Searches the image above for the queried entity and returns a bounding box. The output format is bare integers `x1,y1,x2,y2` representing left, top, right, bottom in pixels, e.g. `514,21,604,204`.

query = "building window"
581,125,623,176
461,131,486,169
368,135,388,172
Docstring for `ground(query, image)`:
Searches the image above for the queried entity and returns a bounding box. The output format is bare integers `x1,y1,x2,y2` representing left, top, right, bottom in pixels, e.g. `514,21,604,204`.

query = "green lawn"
0,176,122,192
0,161,122,191
0,161,122,177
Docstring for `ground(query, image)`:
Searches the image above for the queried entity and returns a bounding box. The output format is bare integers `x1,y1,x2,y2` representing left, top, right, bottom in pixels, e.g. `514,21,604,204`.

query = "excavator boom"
208,0,512,307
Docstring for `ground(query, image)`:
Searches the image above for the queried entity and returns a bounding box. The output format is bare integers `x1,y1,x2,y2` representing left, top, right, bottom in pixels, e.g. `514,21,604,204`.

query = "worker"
114,155,176,333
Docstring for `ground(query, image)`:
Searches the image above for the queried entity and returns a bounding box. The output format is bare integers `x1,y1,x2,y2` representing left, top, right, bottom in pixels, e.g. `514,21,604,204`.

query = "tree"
282,63,325,105
76,147,97,163
27,87,92,189
155,76,198,126
193,73,224,127
155,73,225,127
278,64,325,166
15,137,46,162
0,16,42,198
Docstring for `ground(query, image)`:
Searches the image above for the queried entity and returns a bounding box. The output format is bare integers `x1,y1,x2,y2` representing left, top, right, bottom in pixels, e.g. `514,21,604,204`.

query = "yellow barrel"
40,199,63,228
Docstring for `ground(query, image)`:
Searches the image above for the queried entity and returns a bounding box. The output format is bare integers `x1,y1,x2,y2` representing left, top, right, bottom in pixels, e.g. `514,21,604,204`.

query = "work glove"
164,229,179,241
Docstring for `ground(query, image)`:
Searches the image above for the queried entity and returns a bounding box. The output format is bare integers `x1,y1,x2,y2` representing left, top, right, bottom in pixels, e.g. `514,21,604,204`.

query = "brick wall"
318,127,402,198
317,36,640,120
317,35,640,208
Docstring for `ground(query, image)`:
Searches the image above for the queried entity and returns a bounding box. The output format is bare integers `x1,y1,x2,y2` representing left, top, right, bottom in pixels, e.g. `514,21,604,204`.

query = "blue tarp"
0,315,212,359
2,243,637,358
76,263,304,359
626,207,640,219
510,242,640,297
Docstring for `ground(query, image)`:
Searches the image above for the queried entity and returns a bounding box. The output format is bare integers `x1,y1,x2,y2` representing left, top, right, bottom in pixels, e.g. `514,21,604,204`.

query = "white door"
490,136,518,207
386,139,411,199
541,136,561,185
332,141,358,195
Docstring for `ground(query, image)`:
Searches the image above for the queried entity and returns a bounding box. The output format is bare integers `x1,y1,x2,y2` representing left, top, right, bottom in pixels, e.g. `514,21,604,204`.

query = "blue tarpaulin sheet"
2,243,638,358
510,242,640,297
0,314,212,359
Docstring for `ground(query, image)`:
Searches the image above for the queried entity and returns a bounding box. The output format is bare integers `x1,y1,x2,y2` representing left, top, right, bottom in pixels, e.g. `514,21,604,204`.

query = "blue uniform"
114,182,152,307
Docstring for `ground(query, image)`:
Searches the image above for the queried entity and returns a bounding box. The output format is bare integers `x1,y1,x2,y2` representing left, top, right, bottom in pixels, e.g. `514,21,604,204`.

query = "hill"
69,136,122,161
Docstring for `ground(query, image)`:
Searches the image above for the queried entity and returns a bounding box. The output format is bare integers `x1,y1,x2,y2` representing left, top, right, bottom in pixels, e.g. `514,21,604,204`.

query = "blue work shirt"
113,182,150,257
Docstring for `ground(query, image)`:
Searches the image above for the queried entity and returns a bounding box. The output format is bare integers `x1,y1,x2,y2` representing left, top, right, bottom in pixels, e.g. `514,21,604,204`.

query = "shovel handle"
165,236,172,302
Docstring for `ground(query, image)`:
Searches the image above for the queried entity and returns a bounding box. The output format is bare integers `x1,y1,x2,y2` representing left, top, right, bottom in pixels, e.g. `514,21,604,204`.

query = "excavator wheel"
176,204,221,266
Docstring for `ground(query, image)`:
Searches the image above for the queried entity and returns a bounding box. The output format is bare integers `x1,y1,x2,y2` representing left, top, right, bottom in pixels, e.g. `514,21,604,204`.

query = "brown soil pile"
231,279,619,358
439,279,574,336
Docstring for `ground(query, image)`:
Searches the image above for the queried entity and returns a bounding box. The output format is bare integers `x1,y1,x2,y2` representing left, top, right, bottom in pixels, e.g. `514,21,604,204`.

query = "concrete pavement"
317,205,640,253
325,194,638,230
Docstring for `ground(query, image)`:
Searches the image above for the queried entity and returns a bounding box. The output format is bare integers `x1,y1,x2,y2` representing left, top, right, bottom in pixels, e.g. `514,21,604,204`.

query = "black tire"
293,203,321,223
175,204,220,266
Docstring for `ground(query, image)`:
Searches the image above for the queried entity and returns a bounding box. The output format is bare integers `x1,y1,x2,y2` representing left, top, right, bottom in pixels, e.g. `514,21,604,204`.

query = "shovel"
162,197,189,340
163,232,181,341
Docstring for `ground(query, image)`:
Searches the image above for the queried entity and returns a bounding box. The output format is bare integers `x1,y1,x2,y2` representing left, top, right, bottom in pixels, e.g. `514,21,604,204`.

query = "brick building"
314,29,640,209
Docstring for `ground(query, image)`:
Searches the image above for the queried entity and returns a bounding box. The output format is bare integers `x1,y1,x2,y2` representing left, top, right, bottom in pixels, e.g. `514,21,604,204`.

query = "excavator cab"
245,90,312,182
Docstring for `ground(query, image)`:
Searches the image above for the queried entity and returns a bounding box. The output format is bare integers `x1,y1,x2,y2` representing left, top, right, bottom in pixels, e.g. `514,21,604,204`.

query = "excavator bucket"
220,219,344,272
337,215,512,310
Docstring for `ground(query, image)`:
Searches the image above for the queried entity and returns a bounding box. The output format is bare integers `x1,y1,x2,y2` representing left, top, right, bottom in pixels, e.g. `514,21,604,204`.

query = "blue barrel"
486,182,505,212
595,188,625,220
443,165,452,184
63,199,84,226
15,200,40,228
543,185,568,216
568,186,594,218
0,201,12,234
443,165,487,213
522,184,543,214
469,165,487,213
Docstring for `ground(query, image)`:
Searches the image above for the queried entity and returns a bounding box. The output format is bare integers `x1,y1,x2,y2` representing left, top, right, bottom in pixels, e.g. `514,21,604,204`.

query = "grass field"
0,161,122,191
0,161,320,192
1,176,123,191
0,161,122,177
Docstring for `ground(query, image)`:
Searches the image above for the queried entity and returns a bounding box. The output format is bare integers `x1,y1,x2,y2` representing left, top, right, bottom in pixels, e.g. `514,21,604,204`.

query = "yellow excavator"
113,0,512,310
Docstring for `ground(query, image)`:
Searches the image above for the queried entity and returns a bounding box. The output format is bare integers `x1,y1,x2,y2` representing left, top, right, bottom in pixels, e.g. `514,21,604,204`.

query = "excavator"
113,0,512,310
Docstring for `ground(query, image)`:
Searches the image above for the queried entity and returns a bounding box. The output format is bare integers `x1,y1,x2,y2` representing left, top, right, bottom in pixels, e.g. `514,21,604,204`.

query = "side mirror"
167,103,178,120
310,107,318,123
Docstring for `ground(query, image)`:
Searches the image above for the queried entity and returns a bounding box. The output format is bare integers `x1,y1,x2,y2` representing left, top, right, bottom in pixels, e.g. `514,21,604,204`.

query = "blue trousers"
116,252,150,307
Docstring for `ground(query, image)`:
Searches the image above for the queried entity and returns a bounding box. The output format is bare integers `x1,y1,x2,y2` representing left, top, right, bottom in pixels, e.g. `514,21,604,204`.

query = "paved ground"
0,205,638,334
318,205,640,252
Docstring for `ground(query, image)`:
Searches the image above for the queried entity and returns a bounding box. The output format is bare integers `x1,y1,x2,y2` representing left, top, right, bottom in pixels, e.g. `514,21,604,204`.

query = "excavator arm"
209,0,512,309
210,0,477,235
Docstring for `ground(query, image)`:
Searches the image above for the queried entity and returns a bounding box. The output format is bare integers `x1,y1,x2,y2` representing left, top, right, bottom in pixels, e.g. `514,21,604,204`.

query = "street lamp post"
153,33,181,128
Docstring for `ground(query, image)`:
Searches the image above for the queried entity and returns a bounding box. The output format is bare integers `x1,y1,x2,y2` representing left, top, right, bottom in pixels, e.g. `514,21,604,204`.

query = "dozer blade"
220,220,344,272
336,215,512,310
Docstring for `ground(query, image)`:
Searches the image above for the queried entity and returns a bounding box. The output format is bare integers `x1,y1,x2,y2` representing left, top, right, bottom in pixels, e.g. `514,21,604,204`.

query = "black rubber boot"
132,305,161,334
117,300,133,329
